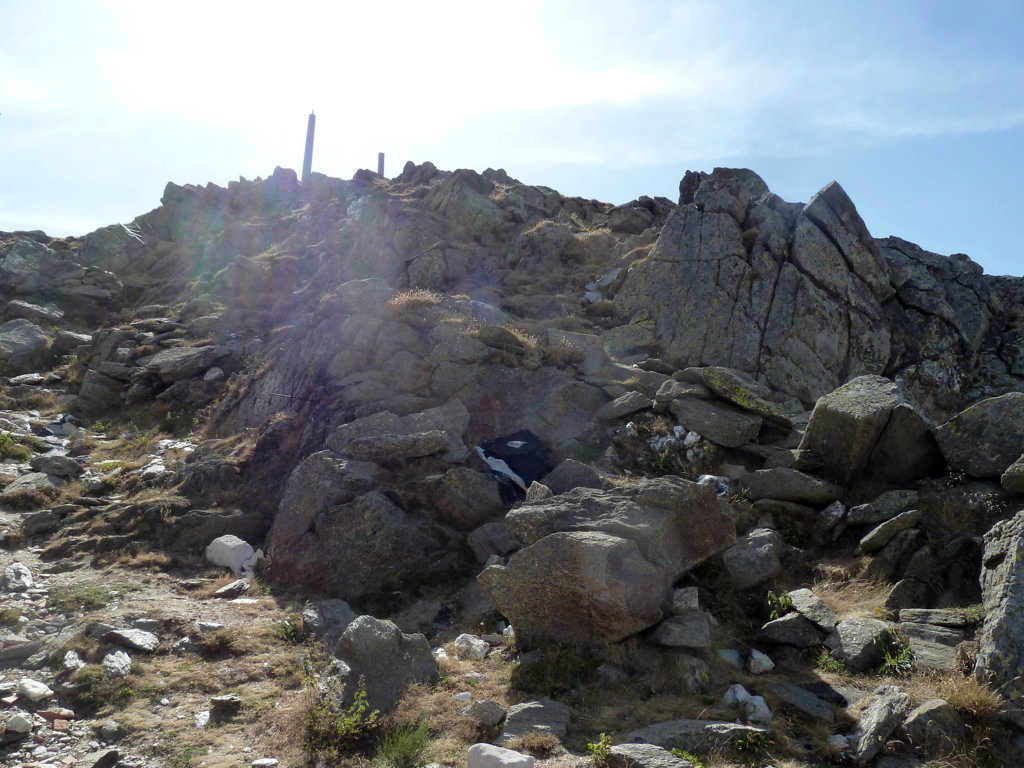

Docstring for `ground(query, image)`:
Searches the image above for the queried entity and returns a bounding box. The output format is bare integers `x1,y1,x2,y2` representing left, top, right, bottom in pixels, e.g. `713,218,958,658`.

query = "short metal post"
302,112,316,182
377,152,385,177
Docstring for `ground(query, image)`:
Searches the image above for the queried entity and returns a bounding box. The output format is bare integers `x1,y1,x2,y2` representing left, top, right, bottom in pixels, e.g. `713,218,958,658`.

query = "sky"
1,1,1022,277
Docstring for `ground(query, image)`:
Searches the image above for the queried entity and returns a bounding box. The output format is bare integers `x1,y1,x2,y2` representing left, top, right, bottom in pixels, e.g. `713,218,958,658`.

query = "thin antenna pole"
377,152,385,177
302,112,316,182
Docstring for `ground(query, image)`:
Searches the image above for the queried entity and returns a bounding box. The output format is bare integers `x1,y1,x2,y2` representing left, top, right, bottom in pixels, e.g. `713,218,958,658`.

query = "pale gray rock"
797,375,905,485
902,698,964,755
102,649,133,677
859,509,922,553
740,468,842,504
760,613,824,647
333,615,437,713
746,649,774,674
504,477,736,575
302,599,356,649
825,617,893,673
145,344,230,382
670,587,700,614
936,393,1024,478
897,609,966,627
78,370,125,412
723,528,782,589
668,396,762,448
700,366,792,426
103,628,159,652
786,588,837,631
850,685,910,762
463,699,506,727
847,490,918,526
29,454,83,478
3,562,33,592
596,391,653,420
326,399,470,462
0,318,47,371
499,699,570,744
453,633,489,660
7,298,63,324
648,612,712,649
478,531,672,645
467,743,534,768
624,718,773,753
543,459,604,495
468,522,519,564
1003,454,1024,494
976,510,1024,706
524,481,552,502
607,743,699,768
768,684,834,722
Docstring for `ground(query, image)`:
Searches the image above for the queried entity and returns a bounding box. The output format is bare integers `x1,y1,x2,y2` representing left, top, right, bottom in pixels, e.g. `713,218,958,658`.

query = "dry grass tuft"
388,289,442,315
814,577,893,621
504,730,563,757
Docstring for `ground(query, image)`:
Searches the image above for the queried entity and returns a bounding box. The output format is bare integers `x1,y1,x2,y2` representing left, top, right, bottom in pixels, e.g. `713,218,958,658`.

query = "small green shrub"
69,664,135,714
50,581,140,612
375,720,431,768
814,653,847,674
777,519,808,548
878,633,914,677
734,731,771,753
587,733,612,765
305,676,382,760
0,433,33,461
765,590,794,621
670,748,705,767
269,615,302,645
0,606,22,626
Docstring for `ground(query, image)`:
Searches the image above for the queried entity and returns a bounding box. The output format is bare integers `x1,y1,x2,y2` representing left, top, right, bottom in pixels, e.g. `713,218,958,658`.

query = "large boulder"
478,531,673,644
668,397,762,448
332,615,437,713
0,319,47,372
936,393,1024,478
145,345,230,383
504,477,736,574
612,170,891,404
850,686,910,762
824,617,893,673
722,528,782,589
976,510,1024,708
326,399,470,463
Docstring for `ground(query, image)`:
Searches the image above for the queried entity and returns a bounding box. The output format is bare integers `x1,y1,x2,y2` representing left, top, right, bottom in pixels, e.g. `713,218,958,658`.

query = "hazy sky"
2,1,1022,276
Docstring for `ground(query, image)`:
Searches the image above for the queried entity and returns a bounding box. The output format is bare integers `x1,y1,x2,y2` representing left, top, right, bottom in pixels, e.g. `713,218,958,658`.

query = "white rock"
454,692,472,702
63,650,86,671
5,710,33,733
744,695,773,724
467,743,535,768
18,678,53,702
723,683,750,706
251,760,279,768
828,734,850,749
3,562,33,591
747,649,775,674
195,710,210,727
196,621,224,632
102,649,133,677
205,534,257,574
453,633,490,660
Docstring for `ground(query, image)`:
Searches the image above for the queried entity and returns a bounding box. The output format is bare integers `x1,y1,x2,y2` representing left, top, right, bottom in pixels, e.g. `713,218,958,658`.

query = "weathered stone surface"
468,521,519,564
478,531,673,644
302,599,356,650
700,367,791,426
746,649,774,674
612,171,893,405
902,698,964,755
543,459,604,495
768,684,834,722
936,393,1024,478
668,397,762,448
647,612,712,649
723,528,781,589
430,468,507,529
103,628,159,652
847,490,918,526
0,318,47,372
326,399,469,462
897,609,966,627
145,344,229,382
760,613,824,647
499,700,570,743
787,588,837,631
596,391,653,420
505,477,735,575
825,617,893,673
268,489,439,601
607,743,698,768
2,471,62,499
78,369,124,413
740,468,842,504
463,699,507,728
850,685,910,762
624,718,772,753
976,510,1024,704
3,562,33,592
333,615,437,713
797,375,905,486
467,743,534,768
859,509,922,553
29,454,83,478
1003,454,1024,494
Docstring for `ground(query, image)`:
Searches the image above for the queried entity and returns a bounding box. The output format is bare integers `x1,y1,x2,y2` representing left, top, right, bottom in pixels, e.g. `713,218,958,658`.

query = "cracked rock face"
614,169,891,404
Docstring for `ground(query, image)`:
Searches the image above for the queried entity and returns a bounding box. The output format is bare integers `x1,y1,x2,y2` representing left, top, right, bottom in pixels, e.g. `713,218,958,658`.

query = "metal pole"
377,152,385,177
302,112,316,182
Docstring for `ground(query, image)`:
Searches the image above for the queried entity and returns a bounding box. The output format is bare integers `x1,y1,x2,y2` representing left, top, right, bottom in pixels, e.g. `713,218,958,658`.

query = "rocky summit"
0,162,1023,768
